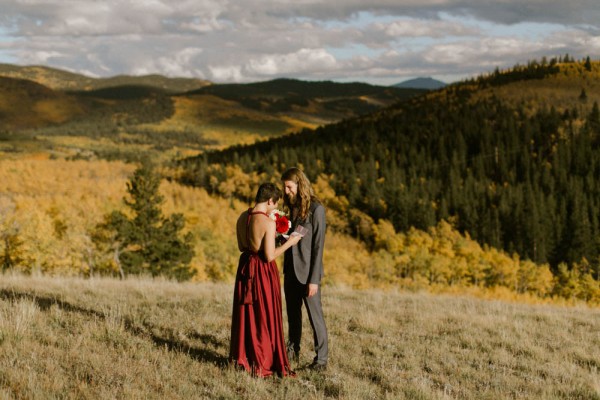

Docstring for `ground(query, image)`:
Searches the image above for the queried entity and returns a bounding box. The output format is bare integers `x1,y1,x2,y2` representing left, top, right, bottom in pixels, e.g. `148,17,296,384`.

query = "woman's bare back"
237,210,270,254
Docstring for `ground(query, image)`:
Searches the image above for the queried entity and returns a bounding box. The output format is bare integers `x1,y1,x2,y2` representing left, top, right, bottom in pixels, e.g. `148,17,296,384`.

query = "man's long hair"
281,167,319,220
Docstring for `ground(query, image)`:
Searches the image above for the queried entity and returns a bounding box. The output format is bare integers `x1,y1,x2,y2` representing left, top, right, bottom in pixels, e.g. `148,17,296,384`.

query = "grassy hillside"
0,66,425,159
461,60,600,116
0,77,85,130
0,274,598,399
0,64,210,92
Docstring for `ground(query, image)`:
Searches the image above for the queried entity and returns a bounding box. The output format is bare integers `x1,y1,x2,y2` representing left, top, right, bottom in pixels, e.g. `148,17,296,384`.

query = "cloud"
257,0,600,27
0,0,598,84
246,48,338,76
378,19,479,38
132,47,205,77
208,65,243,81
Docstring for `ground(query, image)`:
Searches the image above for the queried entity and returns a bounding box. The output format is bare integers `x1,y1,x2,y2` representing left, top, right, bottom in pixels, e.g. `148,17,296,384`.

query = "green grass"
0,273,598,399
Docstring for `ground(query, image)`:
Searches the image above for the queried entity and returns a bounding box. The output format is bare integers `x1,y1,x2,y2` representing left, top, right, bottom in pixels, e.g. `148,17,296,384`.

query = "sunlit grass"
0,273,598,399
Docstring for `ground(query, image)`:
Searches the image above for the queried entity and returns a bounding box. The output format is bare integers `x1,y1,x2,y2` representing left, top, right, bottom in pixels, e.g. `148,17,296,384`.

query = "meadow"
0,273,598,399
1,60,600,399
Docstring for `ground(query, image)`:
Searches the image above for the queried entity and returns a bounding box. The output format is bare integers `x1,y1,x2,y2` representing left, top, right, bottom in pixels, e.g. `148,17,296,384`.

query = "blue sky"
0,1,599,85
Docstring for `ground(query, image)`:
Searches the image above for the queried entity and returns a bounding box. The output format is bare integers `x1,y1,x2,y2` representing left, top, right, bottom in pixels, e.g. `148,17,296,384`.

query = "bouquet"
270,209,291,235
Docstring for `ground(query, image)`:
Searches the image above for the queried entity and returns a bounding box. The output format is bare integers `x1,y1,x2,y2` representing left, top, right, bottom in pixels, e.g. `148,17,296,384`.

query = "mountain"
0,76,85,130
0,63,210,93
0,66,426,159
393,77,446,90
193,77,419,98
180,58,600,270
182,78,426,140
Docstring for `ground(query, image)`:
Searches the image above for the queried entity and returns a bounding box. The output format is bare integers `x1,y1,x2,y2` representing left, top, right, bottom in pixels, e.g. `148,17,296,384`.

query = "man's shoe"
309,361,327,371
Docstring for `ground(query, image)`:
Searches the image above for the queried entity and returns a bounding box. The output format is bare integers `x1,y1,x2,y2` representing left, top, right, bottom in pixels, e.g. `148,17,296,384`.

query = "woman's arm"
263,220,301,262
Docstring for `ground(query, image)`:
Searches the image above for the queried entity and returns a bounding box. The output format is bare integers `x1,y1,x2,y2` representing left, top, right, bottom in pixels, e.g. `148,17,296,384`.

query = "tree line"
180,59,600,279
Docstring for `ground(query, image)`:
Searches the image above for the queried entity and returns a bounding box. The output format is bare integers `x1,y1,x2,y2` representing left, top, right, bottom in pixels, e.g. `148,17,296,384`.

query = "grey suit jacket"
284,201,326,285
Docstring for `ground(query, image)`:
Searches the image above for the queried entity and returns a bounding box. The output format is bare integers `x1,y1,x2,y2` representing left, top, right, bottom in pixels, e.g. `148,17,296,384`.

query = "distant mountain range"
393,77,446,90
0,64,427,158
0,63,210,93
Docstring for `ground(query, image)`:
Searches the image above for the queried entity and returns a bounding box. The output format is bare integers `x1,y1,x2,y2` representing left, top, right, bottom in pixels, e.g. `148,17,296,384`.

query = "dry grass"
0,273,598,399
466,62,600,118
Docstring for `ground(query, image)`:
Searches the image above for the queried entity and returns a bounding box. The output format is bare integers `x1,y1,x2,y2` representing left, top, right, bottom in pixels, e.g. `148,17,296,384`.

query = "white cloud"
246,48,338,76
208,64,243,81
132,47,205,77
378,19,479,38
22,50,63,64
0,0,598,84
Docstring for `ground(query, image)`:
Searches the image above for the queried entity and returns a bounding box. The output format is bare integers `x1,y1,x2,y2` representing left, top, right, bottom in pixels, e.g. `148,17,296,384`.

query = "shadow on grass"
0,289,229,367
149,332,228,366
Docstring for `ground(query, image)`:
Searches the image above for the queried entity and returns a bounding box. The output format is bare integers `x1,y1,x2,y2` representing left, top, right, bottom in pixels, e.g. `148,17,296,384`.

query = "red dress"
229,210,294,377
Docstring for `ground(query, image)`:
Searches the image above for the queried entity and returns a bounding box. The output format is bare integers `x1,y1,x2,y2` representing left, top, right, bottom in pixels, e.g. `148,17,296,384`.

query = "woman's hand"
266,230,302,262
286,234,302,246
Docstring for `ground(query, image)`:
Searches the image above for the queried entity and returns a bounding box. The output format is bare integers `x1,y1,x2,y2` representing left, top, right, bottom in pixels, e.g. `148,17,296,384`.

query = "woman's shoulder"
249,211,274,226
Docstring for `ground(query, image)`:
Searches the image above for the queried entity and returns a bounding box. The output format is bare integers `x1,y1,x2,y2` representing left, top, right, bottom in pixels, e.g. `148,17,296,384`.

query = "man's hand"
307,283,319,298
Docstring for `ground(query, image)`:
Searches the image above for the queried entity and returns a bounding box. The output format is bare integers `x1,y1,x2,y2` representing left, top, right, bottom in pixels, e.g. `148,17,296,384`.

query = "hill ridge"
0,66,426,158
0,63,210,92
180,58,600,276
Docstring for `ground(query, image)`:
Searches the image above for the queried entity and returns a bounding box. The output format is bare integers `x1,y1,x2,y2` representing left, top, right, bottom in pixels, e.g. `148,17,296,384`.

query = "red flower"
275,213,291,234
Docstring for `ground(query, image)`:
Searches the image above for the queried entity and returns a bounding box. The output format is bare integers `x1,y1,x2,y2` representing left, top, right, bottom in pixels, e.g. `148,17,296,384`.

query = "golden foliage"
366,218,569,303
0,159,134,274
0,158,597,305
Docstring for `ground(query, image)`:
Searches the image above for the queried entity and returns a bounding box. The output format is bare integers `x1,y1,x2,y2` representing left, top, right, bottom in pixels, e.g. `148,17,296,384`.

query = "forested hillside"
179,57,600,287
2,58,599,304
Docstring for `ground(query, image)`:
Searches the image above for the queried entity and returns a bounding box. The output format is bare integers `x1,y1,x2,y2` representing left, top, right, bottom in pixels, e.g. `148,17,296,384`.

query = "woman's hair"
255,182,281,203
281,167,318,220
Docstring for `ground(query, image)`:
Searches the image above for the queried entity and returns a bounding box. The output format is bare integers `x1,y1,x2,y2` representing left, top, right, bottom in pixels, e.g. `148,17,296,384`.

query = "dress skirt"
229,251,293,377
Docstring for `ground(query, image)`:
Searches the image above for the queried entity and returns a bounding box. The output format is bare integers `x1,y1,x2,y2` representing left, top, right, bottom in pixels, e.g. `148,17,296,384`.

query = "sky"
0,0,599,86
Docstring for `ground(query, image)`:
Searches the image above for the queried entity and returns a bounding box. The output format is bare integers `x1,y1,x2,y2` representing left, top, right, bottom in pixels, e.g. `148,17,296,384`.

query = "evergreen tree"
96,162,195,280
0,225,27,271
584,56,592,71
586,101,600,135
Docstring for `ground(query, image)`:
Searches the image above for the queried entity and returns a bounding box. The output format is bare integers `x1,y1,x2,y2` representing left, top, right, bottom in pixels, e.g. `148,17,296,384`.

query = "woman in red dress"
230,183,301,377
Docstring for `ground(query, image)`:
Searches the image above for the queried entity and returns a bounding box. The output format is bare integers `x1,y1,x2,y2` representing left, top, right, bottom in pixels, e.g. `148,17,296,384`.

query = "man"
281,167,328,371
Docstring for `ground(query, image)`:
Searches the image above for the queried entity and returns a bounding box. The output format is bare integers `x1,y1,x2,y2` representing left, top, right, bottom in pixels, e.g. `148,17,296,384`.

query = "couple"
229,167,329,377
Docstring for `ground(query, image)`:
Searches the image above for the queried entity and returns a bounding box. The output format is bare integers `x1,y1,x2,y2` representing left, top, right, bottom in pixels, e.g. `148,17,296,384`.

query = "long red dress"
229,210,294,377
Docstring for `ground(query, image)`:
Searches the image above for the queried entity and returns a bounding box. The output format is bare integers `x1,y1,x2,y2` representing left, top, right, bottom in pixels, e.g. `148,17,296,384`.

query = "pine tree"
587,101,600,135
95,162,195,280
0,225,27,271
584,56,592,71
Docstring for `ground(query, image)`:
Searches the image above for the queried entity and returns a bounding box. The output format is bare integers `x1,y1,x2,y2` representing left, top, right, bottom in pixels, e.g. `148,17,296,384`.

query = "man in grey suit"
281,167,328,371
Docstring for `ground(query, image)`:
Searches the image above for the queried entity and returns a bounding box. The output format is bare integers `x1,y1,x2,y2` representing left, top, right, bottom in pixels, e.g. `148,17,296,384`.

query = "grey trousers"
284,272,329,365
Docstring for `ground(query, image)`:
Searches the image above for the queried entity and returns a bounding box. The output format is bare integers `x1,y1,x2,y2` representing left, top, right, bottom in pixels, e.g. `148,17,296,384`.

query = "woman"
230,183,301,377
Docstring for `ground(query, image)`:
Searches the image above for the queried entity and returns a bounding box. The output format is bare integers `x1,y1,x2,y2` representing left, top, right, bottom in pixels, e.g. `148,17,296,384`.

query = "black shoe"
309,361,327,371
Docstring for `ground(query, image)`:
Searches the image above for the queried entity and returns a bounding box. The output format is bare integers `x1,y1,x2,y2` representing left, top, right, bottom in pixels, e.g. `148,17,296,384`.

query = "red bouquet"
270,210,291,234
